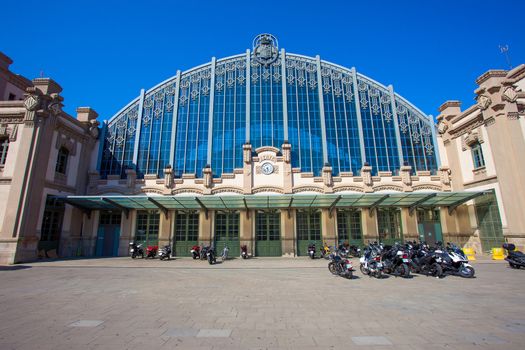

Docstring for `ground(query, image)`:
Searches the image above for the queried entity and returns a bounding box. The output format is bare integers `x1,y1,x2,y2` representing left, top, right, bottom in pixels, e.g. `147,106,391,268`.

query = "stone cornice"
503,64,525,83
438,100,461,112
475,69,507,85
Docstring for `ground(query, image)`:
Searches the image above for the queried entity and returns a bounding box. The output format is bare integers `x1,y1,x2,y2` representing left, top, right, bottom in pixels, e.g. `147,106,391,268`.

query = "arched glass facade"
99,50,438,179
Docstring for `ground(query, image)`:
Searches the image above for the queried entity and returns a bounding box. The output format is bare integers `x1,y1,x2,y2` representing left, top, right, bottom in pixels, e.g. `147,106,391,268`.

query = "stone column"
82,211,98,257
321,208,336,247
240,211,253,256
198,210,213,245
400,208,418,241
281,209,295,257
118,210,135,256
158,211,173,248
361,209,378,243
243,143,253,194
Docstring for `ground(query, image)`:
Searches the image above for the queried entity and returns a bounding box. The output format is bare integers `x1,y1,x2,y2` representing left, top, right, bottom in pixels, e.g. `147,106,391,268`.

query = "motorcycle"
200,245,209,260
348,245,361,258
503,243,525,269
158,245,172,260
407,242,443,277
129,242,144,259
241,244,248,259
145,245,158,259
308,243,316,259
436,242,475,278
206,246,217,265
359,242,384,278
190,245,201,259
381,243,411,278
221,245,229,262
328,253,354,279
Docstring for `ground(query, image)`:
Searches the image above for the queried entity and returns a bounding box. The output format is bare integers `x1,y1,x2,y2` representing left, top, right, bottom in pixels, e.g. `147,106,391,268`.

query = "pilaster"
361,209,378,243
240,210,253,256
281,209,295,257
198,209,213,245
321,208,336,247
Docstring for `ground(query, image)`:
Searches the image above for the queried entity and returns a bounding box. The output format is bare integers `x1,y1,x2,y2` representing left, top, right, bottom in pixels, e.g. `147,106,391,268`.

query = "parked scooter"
206,246,217,265
145,245,158,259
359,242,384,278
435,242,475,278
308,243,316,259
328,253,354,279
190,245,201,259
200,245,209,260
221,245,229,262
241,244,248,259
158,245,172,260
503,243,525,269
380,243,411,278
129,242,144,259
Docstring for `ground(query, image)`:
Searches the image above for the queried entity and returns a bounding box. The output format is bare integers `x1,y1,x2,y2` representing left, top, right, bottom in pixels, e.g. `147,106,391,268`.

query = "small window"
0,138,9,166
55,147,69,174
471,142,485,169
8,93,16,101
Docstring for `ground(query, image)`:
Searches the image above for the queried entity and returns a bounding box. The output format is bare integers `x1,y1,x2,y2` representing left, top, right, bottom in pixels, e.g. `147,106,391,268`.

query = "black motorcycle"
200,245,209,260
158,245,172,260
409,243,443,277
129,242,144,259
381,243,411,278
503,243,525,269
308,243,316,259
241,244,248,259
206,246,217,265
328,253,354,279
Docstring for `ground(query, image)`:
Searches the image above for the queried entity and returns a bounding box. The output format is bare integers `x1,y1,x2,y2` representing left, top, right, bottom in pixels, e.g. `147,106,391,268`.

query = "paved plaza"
0,257,524,349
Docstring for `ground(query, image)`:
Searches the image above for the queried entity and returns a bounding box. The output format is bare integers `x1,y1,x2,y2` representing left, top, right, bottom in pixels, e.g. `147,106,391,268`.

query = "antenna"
499,44,512,69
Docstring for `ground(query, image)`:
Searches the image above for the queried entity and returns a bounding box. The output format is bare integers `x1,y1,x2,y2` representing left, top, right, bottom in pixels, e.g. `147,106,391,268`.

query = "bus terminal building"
1,35,524,263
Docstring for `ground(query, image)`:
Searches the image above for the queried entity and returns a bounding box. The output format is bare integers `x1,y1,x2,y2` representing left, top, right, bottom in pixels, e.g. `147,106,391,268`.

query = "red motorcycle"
146,245,158,259
190,245,200,259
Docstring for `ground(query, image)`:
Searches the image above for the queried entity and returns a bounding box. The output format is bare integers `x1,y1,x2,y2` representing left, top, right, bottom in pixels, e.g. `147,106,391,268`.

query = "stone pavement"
0,257,524,349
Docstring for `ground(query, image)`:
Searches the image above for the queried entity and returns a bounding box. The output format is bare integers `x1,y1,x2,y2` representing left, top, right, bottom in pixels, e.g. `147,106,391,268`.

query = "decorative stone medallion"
253,33,278,66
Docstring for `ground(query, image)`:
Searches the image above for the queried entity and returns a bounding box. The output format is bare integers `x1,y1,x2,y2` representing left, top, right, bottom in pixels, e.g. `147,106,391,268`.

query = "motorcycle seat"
509,251,525,258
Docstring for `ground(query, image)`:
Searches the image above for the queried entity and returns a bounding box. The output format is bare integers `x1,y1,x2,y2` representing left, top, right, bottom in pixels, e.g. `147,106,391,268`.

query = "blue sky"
2,0,524,121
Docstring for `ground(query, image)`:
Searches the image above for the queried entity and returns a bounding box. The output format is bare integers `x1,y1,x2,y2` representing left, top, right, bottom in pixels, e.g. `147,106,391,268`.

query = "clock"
261,162,274,175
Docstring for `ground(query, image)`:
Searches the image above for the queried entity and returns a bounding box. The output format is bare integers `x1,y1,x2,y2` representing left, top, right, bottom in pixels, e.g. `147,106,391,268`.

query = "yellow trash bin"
464,247,476,261
492,247,505,260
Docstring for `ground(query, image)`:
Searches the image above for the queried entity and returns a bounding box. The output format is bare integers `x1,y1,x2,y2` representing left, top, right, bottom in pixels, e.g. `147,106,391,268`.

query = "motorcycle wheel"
459,265,475,278
509,263,519,269
431,263,443,278
359,264,369,275
131,254,136,259
345,271,353,279
208,257,214,265
375,270,383,279
328,262,337,275
192,255,197,260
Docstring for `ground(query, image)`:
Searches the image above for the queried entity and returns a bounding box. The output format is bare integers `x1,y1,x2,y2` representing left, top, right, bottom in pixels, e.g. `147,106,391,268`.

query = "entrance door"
173,211,199,256
474,193,505,252
255,211,282,256
417,209,442,246
96,212,121,257
377,209,403,246
296,210,322,256
38,196,65,255
337,209,363,247
214,212,240,257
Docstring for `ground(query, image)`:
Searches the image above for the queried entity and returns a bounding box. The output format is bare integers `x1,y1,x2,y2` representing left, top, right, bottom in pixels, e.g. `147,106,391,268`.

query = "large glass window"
471,142,485,169
296,210,321,241
214,212,240,241
55,147,69,174
40,196,65,242
135,211,159,245
377,209,403,244
0,138,8,166
256,210,280,241
337,209,362,244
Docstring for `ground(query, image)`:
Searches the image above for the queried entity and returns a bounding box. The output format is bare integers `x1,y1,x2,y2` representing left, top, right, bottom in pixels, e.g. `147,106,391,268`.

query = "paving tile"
67,320,104,328
196,329,232,338
351,336,393,345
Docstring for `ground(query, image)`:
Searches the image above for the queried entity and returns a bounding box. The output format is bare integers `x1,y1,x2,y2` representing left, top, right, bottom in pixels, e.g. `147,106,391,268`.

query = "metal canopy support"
316,55,329,164
147,197,169,219
102,198,130,219
448,192,487,215
243,198,250,219
368,194,390,217
195,197,208,219
132,89,145,167
287,197,294,219
62,199,92,220
328,195,342,218
409,193,437,216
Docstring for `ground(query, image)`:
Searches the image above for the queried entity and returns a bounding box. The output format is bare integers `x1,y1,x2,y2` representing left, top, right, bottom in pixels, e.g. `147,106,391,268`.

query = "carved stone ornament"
476,95,492,110
23,94,40,111
89,120,100,139
361,165,373,188
125,168,137,188
437,121,448,134
203,167,213,188
164,166,173,188
502,86,518,103
400,165,413,190
282,142,291,163
243,143,252,164
253,34,278,66
322,165,333,187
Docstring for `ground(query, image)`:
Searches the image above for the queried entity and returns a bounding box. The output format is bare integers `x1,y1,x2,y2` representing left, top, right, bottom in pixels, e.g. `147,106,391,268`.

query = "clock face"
261,162,274,175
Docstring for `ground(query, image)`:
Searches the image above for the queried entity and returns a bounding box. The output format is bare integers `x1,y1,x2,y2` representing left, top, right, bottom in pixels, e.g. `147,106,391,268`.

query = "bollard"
463,247,476,261
492,247,505,260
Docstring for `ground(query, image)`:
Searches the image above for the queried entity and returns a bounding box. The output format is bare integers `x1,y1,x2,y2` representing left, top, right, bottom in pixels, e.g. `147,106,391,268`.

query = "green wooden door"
417,209,442,246
296,210,322,256
214,212,240,257
377,209,403,246
173,211,199,256
96,212,121,257
255,211,282,256
337,209,363,247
